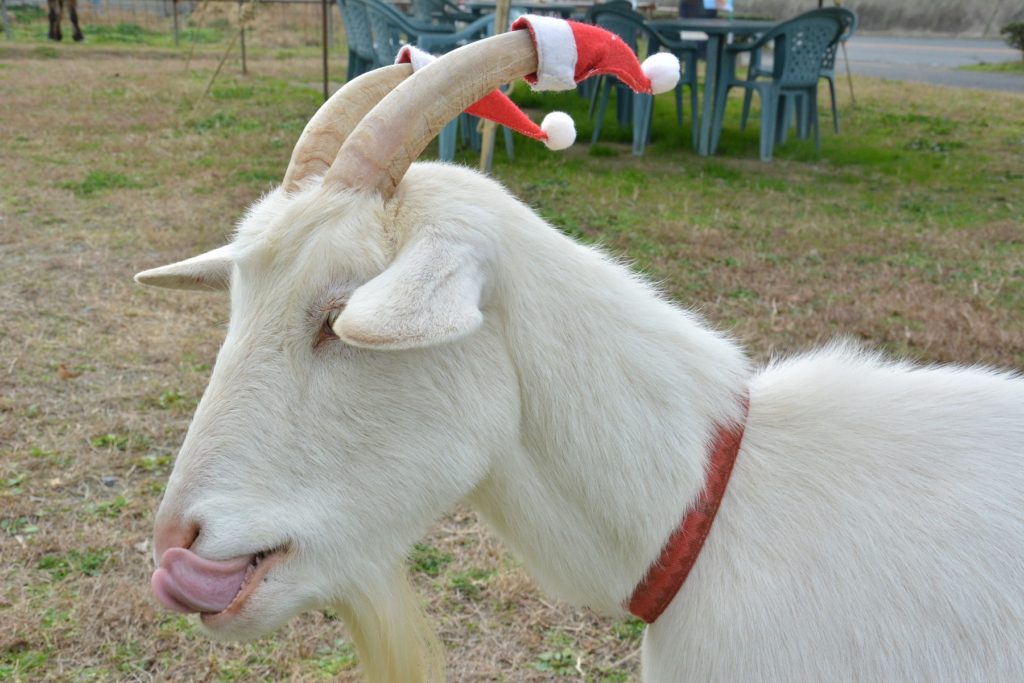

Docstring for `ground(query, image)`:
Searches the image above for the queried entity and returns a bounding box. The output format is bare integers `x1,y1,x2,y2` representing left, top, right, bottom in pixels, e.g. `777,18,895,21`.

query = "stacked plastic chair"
739,7,856,135
709,7,850,161
586,3,699,155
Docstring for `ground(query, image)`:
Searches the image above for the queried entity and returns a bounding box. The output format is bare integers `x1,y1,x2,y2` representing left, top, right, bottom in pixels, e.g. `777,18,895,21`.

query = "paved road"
842,36,1023,93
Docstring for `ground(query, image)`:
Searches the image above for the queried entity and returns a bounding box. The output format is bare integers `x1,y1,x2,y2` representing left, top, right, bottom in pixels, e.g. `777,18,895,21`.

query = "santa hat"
396,44,575,150
395,19,679,151
510,15,680,95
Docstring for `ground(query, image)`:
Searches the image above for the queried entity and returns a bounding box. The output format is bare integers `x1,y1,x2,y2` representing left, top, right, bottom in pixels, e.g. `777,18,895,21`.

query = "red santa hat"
396,44,575,150
394,18,679,151
510,15,680,95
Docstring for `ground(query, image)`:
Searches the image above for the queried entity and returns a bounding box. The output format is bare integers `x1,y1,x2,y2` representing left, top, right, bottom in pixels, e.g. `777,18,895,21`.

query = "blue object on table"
586,4,700,155
740,7,856,135
702,0,732,12
709,8,849,160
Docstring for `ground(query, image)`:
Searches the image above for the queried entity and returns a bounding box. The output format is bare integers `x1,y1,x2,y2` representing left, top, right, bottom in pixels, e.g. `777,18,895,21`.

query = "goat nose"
153,513,199,567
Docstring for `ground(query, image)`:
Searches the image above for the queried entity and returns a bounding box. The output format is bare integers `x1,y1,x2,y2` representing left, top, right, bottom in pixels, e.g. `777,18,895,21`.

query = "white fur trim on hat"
517,15,577,91
641,52,681,95
395,44,436,72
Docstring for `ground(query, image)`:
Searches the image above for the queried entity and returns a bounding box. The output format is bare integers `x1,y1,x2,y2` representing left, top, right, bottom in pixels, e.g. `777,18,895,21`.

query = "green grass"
960,60,1024,73
61,170,143,197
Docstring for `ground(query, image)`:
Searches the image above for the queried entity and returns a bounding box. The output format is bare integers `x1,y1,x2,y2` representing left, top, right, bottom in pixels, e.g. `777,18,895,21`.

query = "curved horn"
282,64,414,193
322,30,537,199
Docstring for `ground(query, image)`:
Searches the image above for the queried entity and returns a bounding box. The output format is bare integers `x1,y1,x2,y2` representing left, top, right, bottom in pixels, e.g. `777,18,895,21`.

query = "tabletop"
648,17,776,36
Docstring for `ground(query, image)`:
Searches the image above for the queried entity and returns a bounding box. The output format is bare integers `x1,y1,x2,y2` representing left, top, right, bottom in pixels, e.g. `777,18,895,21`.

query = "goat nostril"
153,517,201,565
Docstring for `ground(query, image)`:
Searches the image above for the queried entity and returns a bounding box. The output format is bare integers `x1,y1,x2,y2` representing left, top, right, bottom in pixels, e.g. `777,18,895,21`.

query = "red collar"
627,393,749,623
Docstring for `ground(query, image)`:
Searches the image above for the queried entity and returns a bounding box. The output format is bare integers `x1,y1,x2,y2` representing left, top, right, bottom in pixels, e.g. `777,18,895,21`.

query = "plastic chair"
337,0,377,79
358,1,510,162
359,0,455,67
818,9,857,133
586,5,698,155
410,0,477,29
740,7,856,135
709,8,847,161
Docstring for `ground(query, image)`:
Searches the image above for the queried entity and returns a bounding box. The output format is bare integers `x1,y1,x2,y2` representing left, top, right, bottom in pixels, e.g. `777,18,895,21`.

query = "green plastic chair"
709,8,847,161
410,0,477,30
740,7,856,135
586,5,699,155
358,0,510,162
337,0,377,80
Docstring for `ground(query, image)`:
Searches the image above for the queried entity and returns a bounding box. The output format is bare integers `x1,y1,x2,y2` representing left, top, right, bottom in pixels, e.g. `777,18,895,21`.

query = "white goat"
136,29,1024,682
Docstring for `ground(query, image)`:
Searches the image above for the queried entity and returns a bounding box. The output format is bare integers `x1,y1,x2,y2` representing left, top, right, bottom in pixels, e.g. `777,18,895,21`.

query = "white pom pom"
541,111,576,150
642,52,680,95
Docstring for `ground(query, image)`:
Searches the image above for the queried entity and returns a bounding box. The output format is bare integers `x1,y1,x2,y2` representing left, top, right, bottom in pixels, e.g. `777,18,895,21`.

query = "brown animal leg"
69,0,83,41
47,0,62,41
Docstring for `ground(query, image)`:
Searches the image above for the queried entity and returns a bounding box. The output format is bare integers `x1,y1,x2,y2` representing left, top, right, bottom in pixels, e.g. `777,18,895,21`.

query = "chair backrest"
820,8,856,72
338,0,377,65
410,0,437,24
757,9,846,88
362,0,423,65
586,5,658,58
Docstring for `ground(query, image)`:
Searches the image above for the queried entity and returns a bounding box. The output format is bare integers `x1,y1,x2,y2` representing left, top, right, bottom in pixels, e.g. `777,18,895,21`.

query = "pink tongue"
151,547,253,614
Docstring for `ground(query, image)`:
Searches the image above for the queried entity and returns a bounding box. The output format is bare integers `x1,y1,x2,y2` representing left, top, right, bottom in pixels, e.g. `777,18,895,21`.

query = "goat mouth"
199,547,287,627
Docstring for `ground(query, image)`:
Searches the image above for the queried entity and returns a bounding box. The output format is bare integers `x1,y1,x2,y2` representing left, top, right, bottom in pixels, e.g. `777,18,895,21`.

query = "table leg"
698,35,722,156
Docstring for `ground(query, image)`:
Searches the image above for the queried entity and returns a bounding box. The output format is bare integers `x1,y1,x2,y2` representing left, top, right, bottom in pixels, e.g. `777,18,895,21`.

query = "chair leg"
826,75,839,134
709,85,728,155
591,78,613,145
632,92,653,156
588,75,604,120
675,83,684,127
811,92,821,155
617,85,632,127
760,91,777,161
779,94,801,145
795,93,810,141
438,118,457,162
689,82,699,151
740,88,754,132
503,125,515,161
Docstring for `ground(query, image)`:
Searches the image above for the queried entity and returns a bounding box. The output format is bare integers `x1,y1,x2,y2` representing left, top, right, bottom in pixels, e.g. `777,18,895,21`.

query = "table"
467,1,659,20
649,18,775,155
468,1,579,19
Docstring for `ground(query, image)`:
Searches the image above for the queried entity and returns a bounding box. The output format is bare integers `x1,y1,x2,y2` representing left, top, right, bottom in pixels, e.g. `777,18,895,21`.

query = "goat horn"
282,64,414,193
322,30,537,199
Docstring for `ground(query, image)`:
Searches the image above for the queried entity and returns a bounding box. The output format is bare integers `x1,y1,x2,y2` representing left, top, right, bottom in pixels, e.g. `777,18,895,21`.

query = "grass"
1,17,1022,683
960,60,1024,74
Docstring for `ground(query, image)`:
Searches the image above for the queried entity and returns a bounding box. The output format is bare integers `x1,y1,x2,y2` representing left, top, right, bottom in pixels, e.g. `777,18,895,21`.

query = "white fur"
516,15,578,91
642,52,681,95
141,163,1024,680
540,111,576,150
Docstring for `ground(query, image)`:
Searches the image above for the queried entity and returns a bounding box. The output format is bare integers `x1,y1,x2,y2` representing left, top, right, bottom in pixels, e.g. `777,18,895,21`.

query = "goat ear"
134,245,234,291
335,231,485,350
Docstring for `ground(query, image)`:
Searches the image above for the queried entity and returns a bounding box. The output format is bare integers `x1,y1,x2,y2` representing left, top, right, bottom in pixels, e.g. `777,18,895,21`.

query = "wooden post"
321,0,329,101
172,0,180,46
479,0,511,172
239,0,247,75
